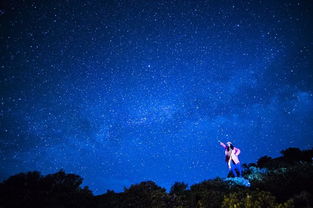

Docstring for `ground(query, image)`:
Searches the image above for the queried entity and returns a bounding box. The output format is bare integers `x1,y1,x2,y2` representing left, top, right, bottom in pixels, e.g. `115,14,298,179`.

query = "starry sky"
1,0,313,195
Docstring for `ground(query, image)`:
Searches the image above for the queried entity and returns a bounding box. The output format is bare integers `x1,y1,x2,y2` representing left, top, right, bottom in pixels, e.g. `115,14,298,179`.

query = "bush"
251,162,313,202
0,170,94,208
121,181,170,208
222,190,294,208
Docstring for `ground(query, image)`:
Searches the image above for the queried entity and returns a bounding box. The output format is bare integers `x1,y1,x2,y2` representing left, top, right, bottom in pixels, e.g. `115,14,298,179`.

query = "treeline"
0,147,312,208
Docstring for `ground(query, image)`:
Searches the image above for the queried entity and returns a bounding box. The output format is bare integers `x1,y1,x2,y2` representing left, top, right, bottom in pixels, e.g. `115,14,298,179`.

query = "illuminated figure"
219,141,242,177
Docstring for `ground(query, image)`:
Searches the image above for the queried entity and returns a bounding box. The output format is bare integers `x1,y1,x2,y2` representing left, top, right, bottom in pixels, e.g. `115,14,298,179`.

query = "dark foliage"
257,155,273,168
95,190,124,208
251,162,313,202
188,178,231,208
1,147,312,208
121,181,170,208
0,170,94,208
169,182,188,195
255,147,313,170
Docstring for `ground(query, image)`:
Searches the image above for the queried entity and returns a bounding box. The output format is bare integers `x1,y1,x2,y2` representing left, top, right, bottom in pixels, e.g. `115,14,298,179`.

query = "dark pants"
230,162,242,177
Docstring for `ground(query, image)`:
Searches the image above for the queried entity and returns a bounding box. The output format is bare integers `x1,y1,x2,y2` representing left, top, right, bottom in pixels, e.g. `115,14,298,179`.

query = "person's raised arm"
218,140,226,149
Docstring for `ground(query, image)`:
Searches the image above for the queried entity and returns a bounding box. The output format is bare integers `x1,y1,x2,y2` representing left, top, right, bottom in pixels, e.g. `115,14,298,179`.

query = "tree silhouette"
1,147,313,207
122,181,169,208
0,170,94,208
222,190,294,208
281,147,303,163
257,155,272,168
170,182,188,195
169,182,190,208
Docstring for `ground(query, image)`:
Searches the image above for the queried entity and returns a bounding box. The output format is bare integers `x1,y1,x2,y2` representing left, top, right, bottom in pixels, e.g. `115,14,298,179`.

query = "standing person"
218,141,242,177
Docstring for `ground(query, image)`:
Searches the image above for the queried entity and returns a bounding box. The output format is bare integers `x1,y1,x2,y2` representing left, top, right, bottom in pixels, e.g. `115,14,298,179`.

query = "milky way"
1,0,313,194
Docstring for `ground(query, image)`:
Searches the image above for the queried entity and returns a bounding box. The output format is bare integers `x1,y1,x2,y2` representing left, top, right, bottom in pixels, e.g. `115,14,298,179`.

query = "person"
218,140,242,177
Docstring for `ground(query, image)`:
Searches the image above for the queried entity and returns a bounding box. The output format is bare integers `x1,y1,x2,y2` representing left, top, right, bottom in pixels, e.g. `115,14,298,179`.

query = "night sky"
1,0,313,195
